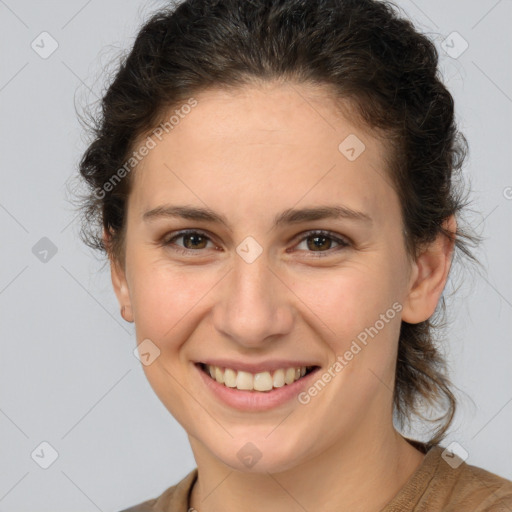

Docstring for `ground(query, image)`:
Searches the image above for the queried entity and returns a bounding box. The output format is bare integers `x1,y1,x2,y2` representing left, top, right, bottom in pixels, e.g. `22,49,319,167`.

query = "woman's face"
111,82,422,473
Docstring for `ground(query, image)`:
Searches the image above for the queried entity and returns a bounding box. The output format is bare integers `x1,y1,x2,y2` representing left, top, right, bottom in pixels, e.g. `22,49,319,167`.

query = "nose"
212,254,294,348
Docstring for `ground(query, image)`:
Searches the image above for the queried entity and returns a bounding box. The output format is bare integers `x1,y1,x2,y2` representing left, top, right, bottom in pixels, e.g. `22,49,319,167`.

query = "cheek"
129,260,217,344
290,260,403,394
129,263,216,422
291,263,396,340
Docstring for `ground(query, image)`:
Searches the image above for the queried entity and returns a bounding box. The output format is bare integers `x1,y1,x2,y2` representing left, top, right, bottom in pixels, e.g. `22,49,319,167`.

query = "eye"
160,229,350,257
161,229,217,255
293,230,350,256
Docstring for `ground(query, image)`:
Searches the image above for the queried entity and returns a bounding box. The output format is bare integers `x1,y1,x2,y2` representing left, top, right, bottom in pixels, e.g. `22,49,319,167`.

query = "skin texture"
109,82,456,512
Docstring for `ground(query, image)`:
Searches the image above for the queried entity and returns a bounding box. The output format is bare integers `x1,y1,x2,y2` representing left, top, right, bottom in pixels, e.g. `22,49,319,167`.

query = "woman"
76,0,512,510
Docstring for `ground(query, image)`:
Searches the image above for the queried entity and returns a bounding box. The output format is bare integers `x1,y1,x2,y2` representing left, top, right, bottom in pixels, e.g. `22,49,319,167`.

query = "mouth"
196,362,320,393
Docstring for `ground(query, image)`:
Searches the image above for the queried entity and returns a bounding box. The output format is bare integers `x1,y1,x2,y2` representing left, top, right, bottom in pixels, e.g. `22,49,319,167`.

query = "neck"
188,426,425,512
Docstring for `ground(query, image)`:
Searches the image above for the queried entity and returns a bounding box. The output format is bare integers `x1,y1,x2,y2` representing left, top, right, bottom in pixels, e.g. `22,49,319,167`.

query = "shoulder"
421,446,512,511
383,444,512,512
439,453,512,511
116,468,198,512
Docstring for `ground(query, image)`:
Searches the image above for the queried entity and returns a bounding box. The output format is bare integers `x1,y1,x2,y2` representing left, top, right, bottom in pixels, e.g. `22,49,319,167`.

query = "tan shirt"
119,444,512,511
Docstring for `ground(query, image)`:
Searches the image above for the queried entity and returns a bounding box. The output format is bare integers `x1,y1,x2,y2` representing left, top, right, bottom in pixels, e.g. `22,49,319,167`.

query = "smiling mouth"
197,362,319,392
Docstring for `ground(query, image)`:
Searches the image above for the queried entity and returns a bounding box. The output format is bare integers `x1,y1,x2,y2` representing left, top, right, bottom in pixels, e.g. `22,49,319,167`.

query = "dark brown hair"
75,0,481,446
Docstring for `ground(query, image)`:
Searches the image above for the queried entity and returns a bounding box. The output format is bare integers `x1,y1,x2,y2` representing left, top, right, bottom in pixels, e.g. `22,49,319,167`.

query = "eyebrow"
142,204,373,230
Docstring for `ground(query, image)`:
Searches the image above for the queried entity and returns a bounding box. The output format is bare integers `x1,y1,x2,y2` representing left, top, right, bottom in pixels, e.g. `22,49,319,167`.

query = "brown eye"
181,232,208,249
295,230,350,255
162,230,215,254
161,229,349,257
306,234,334,251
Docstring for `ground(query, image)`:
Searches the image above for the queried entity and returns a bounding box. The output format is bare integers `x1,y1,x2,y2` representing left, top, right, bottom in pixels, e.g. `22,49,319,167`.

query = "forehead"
129,82,398,226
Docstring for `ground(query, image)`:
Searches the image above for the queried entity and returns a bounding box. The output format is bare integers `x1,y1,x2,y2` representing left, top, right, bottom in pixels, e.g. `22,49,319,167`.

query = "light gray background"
0,0,511,510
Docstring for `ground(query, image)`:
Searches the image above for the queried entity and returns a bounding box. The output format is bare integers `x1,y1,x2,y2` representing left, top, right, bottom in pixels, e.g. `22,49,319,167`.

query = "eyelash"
160,229,350,257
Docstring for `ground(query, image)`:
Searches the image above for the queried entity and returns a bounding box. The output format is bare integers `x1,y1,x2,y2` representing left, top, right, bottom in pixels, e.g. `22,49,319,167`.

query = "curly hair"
75,0,482,447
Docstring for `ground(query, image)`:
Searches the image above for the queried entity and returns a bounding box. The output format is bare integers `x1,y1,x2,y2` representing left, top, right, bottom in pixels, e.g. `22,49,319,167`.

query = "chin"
210,436,310,474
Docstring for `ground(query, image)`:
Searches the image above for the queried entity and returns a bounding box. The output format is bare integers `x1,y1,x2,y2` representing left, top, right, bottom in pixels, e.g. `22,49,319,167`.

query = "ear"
401,215,456,324
104,228,133,322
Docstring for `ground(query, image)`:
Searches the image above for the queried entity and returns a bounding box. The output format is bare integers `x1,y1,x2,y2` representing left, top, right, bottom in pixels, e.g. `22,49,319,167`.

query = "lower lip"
194,363,321,412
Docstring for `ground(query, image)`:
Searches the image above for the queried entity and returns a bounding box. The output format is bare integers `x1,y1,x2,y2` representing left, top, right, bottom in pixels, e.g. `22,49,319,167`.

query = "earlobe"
110,258,134,323
120,304,134,323
401,216,456,324
104,229,134,323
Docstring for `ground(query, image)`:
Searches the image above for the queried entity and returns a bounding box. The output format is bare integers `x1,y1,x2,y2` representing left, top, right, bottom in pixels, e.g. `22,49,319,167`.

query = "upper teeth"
204,364,312,392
